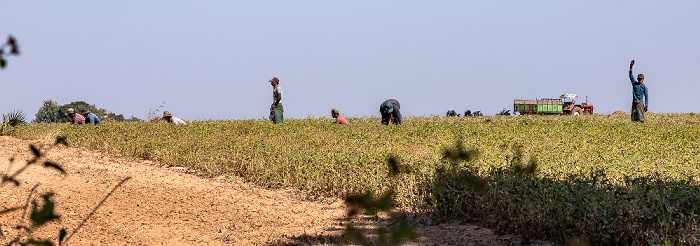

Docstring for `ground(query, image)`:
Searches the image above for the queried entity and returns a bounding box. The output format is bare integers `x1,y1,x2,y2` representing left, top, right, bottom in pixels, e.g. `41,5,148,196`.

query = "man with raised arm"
629,60,649,122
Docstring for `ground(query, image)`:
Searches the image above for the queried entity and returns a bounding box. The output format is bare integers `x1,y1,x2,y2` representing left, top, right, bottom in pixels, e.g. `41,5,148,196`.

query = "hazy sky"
3,1,699,121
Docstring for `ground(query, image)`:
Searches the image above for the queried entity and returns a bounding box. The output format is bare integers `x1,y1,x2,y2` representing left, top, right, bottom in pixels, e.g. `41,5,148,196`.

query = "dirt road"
0,136,545,245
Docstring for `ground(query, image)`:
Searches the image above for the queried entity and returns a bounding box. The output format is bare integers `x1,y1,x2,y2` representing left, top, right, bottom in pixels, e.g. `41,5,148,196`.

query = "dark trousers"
631,100,645,122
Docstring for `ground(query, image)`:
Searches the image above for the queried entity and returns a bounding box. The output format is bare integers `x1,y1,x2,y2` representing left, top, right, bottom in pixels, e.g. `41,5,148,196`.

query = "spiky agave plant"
1,109,27,135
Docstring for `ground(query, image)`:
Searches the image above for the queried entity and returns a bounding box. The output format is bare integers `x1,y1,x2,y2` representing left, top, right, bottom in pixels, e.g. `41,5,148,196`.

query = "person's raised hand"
630,60,635,69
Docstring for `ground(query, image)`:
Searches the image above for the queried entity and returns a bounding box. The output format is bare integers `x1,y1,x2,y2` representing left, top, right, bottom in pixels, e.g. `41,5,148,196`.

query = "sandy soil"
0,136,550,245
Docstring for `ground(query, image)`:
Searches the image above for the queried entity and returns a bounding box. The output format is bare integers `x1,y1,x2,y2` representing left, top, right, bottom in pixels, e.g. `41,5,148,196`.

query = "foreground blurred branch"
0,35,20,69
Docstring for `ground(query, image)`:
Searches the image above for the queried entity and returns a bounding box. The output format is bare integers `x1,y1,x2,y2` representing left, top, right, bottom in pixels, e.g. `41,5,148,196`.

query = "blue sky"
2,1,699,120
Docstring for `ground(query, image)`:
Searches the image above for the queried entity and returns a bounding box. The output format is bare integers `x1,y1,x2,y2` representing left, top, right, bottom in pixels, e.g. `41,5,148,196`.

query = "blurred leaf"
346,207,359,218
8,35,16,45
43,162,66,175
0,58,6,68
345,191,374,212
16,225,31,231
0,206,22,215
345,191,393,216
2,175,20,186
525,157,538,174
344,223,369,246
59,228,67,244
54,136,68,146
442,141,479,165
387,155,399,177
460,172,489,191
27,238,54,246
376,227,387,245
30,193,60,227
512,157,538,177
11,44,19,55
30,144,42,158
390,220,418,245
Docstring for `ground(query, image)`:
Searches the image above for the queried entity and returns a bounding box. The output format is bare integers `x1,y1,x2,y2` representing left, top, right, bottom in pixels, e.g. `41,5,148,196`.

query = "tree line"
33,99,140,123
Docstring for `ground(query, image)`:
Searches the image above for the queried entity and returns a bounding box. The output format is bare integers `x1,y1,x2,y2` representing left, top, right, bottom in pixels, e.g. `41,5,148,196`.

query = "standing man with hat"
65,108,85,125
80,108,101,125
269,76,284,124
162,111,186,125
629,60,649,122
379,99,402,125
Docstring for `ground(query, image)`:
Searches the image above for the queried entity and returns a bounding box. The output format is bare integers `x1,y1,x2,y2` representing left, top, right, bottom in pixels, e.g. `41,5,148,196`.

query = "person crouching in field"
269,76,284,124
629,60,649,122
379,99,402,125
65,108,85,125
163,111,186,125
80,108,101,125
331,108,349,125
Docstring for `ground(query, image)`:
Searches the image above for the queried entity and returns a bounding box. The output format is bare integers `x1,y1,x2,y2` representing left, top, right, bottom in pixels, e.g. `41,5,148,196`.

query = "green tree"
124,115,142,122
102,112,141,122
33,100,141,123
57,101,106,123
105,112,124,121
33,99,61,123
34,100,102,123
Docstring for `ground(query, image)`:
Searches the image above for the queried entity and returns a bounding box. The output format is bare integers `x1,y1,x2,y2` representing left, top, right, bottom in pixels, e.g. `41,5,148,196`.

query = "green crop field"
10,114,700,245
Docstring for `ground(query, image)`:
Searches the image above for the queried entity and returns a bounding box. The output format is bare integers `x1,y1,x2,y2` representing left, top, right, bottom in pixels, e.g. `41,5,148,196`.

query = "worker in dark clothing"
629,60,649,122
446,109,458,117
379,99,402,125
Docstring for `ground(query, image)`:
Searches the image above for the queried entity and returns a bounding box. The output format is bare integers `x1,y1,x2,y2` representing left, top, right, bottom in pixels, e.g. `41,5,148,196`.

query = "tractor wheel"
571,107,584,116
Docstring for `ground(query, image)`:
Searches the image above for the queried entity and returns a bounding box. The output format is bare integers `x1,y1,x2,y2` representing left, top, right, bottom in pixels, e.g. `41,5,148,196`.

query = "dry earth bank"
0,136,549,245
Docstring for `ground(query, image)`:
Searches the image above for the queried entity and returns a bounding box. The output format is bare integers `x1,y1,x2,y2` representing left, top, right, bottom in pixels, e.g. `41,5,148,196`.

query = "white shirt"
170,117,186,125
273,85,283,104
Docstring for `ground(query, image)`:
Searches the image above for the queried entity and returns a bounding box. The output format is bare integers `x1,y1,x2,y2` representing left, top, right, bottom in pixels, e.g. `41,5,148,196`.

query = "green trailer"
514,94,595,116
514,99,563,115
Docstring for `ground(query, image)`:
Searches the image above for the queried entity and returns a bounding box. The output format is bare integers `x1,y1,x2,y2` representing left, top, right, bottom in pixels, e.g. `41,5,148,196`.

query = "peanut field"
11,114,700,245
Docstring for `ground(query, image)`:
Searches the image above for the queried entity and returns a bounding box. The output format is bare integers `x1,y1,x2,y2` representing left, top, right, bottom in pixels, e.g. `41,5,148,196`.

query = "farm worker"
80,108,101,125
379,99,402,125
162,111,186,125
269,76,284,124
629,60,649,122
331,108,349,125
65,108,85,125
